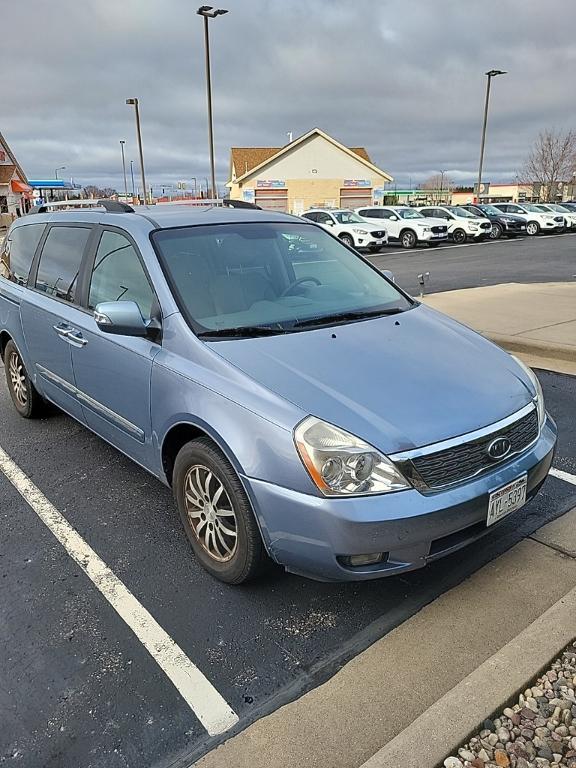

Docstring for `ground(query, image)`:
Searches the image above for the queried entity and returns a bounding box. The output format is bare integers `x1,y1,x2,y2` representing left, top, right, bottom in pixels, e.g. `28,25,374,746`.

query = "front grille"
410,409,539,490
431,226,447,233
371,230,385,238
480,222,492,230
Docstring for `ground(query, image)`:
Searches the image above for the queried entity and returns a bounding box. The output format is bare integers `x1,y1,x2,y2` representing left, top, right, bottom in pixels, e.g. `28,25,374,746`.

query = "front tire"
400,229,417,249
339,233,355,248
173,437,267,584
526,221,540,236
452,228,467,244
3,340,46,419
490,223,503,240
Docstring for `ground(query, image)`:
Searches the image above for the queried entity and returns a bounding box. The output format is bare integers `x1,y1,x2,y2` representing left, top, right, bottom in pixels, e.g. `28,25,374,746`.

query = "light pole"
476,69,506,203
439,170,446,203
197,5,228,201
126,98,147,204
130,160,136,198
55,166,66,179
119,141,129,201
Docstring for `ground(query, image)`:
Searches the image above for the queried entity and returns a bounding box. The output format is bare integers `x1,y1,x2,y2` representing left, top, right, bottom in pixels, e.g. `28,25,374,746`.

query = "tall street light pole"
126,98,147,204
476,69,506,203
439,170,446,203
119,140,128,201
130,160,136,198
197,5,228,201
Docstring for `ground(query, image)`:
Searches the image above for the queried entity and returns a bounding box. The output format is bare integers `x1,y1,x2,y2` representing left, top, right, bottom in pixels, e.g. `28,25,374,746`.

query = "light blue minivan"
0,202,556,583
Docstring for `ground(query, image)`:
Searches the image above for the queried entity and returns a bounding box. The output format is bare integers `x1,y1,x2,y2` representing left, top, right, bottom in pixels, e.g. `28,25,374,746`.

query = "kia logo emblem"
487,437,512,461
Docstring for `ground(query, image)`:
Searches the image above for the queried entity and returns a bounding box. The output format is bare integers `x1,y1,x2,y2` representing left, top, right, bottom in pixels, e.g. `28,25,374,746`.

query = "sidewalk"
421,282,576,376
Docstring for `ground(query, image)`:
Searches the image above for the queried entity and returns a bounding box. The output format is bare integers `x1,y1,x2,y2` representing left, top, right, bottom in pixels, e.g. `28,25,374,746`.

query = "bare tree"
519,129,576,201
82,185,118,199
419,173,454,191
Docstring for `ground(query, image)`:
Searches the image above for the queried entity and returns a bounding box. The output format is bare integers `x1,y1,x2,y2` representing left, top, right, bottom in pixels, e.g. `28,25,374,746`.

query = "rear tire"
526,221,540,236
173,437,268,584
452,228,467,245
400,229,417,249
3,340,46,419
339,233,355,248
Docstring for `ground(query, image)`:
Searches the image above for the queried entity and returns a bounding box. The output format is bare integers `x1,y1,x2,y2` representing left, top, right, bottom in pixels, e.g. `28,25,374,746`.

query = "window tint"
0,223,44,285
316,212,332,224
302,212,318,222
35,226,91,303
88,231,155,319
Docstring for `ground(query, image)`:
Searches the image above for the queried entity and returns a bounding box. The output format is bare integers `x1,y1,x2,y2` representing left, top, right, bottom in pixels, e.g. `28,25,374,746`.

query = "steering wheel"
280,276,321,298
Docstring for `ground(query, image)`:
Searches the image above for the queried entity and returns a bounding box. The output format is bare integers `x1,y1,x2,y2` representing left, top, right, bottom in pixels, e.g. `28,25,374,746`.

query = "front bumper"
419,230,448,242
503,222,526,233
245,416,557,582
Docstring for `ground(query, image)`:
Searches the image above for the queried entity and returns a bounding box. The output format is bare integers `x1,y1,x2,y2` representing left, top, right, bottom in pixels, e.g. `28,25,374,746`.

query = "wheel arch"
0,330,12,360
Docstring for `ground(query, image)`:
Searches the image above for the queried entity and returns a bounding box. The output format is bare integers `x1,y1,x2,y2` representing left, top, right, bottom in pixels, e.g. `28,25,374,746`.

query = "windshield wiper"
293,306,405,329
197,325,290,339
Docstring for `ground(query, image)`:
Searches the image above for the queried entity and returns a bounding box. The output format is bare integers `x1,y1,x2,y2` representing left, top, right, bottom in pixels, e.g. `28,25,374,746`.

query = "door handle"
53,323,72,339
66,331,88,348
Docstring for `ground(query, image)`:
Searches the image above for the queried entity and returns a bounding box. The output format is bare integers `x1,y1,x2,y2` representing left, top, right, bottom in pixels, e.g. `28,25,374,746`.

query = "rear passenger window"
0,224,45,286
88,230,155,319
35,226,91,304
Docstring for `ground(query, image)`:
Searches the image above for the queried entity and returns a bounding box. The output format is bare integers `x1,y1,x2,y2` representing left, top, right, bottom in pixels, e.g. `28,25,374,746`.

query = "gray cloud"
2,0,575,191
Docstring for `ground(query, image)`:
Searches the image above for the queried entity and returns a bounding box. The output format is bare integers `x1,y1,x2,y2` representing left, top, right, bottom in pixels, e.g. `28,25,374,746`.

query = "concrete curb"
359,561,576,768
485,332,576,364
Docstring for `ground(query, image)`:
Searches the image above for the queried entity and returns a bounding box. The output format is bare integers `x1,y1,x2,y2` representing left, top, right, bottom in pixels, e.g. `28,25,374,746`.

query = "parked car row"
301,199,574,251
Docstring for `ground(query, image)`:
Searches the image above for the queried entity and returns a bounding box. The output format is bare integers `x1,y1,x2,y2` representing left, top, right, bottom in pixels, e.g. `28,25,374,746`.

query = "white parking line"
0,445,239,736
550,467,576,486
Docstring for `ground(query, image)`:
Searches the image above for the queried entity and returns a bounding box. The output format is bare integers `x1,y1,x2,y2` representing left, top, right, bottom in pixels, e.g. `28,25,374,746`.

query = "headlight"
353,228,368,235
512,356,546,428
294,416,410,496
420,226,432,232
469,224,479,230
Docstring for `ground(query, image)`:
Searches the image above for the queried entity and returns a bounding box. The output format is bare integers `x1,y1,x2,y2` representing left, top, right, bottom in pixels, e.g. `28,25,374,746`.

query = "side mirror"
382,269,396,283
323,219,334,226
388,215,398,221
94,300,149,337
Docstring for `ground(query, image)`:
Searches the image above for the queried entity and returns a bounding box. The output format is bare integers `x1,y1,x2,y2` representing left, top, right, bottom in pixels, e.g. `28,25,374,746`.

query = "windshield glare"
397,209,424,219
333,211,365,224
152,223,411,336
521,204,543,212
479,205,500,215
449,207,477,218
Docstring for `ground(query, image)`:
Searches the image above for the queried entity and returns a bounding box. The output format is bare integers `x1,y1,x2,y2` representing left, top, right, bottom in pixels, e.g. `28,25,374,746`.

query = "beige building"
0,131,32,228
451,181,575,205
227,128,393,214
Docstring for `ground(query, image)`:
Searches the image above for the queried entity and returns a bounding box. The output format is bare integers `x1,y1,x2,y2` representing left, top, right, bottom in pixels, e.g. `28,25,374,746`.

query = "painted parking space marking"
0,444,239,737
374,231,574,258
550,467,576,486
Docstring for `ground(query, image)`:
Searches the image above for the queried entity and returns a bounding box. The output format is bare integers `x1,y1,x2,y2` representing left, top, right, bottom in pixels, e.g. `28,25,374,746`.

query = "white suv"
301,209,388,252
355,205,448,248
533,203,576,231
492,203,564,235
417,206,492,244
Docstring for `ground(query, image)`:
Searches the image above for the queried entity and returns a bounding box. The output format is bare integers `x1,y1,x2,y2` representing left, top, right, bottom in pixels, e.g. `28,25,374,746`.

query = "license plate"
487,475,527,526
434,233,445,238
374,239,384,245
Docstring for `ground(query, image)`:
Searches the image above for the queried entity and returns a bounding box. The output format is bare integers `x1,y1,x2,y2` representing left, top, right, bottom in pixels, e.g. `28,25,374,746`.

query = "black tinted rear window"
0,223,45,286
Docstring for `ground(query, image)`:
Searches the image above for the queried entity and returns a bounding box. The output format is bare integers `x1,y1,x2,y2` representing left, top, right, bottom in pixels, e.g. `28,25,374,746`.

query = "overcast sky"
2,0,575,193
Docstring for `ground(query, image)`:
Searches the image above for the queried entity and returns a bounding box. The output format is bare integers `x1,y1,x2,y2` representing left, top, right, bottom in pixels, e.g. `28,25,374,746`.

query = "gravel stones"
443,640,576,768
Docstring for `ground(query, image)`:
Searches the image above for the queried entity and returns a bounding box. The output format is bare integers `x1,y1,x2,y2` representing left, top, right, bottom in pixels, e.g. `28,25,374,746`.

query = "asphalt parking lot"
368,230,576,295
1,235,575,768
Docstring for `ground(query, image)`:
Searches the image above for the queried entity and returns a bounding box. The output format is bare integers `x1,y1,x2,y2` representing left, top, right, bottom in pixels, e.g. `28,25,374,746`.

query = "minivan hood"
207,305,533,455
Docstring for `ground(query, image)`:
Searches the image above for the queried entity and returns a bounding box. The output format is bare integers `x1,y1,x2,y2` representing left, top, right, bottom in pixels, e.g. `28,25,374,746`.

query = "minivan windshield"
152,222,412,337
397,209,424,219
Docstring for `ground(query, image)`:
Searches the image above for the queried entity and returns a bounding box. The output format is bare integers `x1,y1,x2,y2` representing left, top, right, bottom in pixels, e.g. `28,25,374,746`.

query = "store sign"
344,179,371,188
373,187,385,201
257,180,286,189
242,188,255,203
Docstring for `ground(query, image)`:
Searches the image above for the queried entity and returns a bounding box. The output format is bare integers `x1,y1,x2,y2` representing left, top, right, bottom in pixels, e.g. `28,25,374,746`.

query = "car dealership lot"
1,362,575,768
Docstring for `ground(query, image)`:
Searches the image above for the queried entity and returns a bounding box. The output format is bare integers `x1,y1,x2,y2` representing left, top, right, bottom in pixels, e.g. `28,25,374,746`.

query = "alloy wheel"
8,351,27,408
184,465,238,562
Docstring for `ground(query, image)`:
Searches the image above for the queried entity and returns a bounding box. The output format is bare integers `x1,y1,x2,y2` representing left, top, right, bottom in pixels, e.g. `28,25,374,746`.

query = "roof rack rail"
33,199,134,214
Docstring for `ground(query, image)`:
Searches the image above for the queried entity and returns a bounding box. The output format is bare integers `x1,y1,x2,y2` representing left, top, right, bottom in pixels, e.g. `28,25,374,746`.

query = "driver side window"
89,230,155,319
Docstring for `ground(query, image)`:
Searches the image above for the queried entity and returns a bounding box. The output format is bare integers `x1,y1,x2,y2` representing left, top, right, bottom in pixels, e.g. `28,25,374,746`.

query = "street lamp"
119,141,128,201
476,69,506,202
130,160,136,198
126,98,147,204
55,166,66,179
439,170,446,203
197,5,229,201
